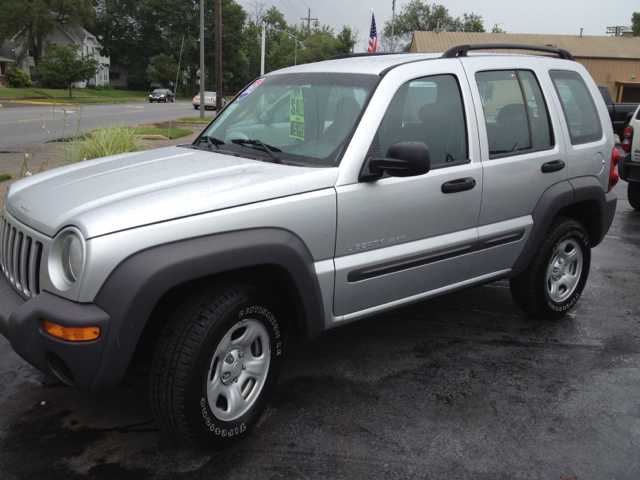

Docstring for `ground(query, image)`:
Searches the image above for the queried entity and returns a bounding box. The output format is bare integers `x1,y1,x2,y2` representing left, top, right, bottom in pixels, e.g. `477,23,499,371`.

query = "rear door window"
475,70,553,157
550,70,603,145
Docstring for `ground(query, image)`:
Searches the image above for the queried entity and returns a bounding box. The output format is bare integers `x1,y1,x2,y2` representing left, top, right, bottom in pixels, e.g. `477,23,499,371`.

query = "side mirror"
360,141,431,181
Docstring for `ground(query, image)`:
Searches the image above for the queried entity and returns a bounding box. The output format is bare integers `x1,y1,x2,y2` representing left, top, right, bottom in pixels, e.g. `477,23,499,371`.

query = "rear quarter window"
550,71,603,145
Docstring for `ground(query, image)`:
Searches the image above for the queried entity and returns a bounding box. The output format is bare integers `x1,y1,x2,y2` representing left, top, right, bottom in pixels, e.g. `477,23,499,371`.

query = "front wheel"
510,217,591,319
149,283,283,447
628,182,640,211
194,105,199,110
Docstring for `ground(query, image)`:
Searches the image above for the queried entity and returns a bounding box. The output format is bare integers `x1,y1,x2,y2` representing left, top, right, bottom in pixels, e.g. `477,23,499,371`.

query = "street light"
279,30,300,66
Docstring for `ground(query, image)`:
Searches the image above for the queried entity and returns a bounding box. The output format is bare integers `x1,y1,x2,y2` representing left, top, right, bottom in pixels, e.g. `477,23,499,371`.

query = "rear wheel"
510,217,590,319
149,283,283,447
194,105,199,110
628,182,640,211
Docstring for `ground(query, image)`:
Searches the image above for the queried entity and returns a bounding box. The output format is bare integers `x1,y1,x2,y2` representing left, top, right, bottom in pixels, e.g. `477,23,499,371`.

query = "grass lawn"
177,117,215,122
133,128,193,139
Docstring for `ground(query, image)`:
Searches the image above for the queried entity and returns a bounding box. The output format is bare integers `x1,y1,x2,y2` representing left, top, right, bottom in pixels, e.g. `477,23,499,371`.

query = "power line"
278,0,303,18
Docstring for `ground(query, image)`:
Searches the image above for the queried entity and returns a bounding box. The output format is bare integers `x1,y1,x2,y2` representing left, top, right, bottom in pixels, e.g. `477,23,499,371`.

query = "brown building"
410,31,640,102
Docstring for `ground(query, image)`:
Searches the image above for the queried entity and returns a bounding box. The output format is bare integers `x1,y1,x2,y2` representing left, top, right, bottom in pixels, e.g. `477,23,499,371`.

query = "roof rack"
441,44,574,61
327,52,410,60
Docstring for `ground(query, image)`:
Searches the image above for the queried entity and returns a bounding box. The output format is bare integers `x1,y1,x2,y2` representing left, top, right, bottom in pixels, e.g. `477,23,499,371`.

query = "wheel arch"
512,177,616,272
90,228,325,391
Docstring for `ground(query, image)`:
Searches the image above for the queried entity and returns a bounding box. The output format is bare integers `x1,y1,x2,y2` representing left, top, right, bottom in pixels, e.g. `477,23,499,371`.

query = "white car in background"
619,103,640,210
192,91,226,110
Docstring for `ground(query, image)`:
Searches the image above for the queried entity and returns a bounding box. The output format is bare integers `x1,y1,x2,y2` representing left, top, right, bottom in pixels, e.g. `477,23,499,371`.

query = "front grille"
0,217,42,297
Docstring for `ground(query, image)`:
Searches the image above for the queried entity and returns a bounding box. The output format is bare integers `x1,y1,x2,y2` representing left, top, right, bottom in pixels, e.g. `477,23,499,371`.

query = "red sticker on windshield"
238,79,264,100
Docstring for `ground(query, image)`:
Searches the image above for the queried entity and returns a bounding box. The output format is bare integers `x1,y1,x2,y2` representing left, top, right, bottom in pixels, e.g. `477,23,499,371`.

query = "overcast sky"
234,0,638,51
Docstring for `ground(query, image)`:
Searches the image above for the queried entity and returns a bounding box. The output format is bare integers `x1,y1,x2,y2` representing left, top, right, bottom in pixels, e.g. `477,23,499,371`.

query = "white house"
3,22,110,87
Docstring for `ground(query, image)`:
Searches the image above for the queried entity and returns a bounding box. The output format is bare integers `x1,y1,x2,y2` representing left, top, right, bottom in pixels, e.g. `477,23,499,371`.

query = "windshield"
198,72,378,167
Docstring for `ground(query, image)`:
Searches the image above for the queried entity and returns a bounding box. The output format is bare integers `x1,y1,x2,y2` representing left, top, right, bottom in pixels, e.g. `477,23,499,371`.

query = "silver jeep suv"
0,45,618,447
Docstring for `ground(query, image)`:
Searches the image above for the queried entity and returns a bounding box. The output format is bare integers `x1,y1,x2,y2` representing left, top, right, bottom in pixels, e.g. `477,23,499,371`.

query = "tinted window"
476,70,553,157
550,70,603,145
375,74,467,167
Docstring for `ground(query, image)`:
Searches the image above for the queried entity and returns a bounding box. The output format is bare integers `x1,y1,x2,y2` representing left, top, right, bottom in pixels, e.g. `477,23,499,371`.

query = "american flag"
367,13,378,52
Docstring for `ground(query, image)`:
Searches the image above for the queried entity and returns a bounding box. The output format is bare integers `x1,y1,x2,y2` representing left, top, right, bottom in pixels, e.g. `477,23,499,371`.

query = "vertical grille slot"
0,217,42,298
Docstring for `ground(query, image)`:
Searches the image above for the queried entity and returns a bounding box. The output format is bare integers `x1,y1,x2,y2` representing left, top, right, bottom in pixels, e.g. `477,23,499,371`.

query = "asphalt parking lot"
0,180,638,479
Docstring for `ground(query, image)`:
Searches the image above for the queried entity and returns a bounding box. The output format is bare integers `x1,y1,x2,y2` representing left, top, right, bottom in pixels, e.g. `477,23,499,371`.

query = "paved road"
0,181,638,479
0,101,208,151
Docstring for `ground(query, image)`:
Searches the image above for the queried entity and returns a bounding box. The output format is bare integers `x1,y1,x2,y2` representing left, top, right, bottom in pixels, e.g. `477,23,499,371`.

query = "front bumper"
0,274,111,391
618,152,640,183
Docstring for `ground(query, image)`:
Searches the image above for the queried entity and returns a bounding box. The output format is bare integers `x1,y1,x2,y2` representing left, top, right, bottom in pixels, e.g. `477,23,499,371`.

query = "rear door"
461,56,568,277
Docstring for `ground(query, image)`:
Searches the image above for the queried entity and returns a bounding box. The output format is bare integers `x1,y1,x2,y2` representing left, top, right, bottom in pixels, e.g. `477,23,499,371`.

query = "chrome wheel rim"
206,319,271,422
546,238,583,303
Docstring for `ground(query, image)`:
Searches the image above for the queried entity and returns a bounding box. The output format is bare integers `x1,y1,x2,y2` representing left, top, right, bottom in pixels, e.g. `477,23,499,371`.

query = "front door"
333,60,483,316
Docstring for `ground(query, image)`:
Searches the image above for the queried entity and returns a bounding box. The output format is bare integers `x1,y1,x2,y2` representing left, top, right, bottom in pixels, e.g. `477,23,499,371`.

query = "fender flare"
90,228,325,390
512,177,615,271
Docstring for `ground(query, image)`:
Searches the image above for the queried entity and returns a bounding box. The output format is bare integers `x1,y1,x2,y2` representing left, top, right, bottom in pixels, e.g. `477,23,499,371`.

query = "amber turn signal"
42,320,100,341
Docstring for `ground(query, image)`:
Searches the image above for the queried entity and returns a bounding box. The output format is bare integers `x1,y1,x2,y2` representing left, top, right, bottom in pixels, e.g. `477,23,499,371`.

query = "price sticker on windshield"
289,87,305,140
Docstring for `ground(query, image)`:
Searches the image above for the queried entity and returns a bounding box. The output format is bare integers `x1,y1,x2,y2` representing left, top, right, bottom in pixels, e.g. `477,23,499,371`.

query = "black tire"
628,182,640,211
510,217,591,319
149,100,153,103
149,283,283,447
194,105,199,110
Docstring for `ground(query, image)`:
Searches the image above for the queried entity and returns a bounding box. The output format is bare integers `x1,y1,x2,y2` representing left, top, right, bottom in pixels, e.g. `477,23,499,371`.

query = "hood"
5,146,339,239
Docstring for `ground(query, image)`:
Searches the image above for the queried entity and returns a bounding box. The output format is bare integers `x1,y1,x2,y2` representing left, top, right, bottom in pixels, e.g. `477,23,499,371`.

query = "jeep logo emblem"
21,203,32,213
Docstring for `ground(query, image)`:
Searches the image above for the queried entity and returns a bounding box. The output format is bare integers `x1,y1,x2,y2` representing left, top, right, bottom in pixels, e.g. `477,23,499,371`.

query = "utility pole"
301,8,317,40
260,22,265,75
199,0,205,119
215,0,222,113
390,0,396,52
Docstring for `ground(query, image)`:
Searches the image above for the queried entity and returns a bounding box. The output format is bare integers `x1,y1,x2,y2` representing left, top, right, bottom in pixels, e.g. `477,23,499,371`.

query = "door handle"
441,177,476,194
541,160,565,173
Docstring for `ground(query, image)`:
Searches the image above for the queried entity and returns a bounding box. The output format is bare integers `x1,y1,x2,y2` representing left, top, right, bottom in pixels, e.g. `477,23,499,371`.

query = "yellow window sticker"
289,87,305,140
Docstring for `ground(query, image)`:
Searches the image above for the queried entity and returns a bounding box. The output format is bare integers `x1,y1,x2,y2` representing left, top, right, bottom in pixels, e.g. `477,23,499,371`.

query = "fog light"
42,320,100,341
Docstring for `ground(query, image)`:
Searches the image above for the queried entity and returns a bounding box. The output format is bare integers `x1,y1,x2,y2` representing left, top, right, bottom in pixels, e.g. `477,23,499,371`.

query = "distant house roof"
0,42,15,63
62,24,103,49
411,31,640,60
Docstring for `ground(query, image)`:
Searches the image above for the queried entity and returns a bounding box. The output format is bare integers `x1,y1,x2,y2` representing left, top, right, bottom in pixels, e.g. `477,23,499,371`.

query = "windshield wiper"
231,139,282,164
199,135,225,151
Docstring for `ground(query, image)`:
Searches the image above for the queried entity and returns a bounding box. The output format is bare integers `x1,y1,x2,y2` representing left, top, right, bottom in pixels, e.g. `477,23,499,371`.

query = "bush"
8,68,31,88
63,122,149,163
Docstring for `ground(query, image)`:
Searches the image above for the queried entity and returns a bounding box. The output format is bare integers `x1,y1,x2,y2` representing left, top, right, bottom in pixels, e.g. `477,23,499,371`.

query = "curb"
136,134,169,140
4,98,149,106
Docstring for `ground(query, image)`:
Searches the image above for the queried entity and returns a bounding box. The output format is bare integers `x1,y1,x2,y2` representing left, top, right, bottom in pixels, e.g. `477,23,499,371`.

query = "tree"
0,0,94,69
37,44,98,97
492,23,506,33
381,1,487,50
632,12,640,36
147,54,178,87
450,13,485,33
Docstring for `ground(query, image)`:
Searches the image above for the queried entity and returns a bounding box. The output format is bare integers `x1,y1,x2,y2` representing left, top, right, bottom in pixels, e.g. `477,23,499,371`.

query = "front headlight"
61,234,83,284
149,95,152,97
49,229,85,290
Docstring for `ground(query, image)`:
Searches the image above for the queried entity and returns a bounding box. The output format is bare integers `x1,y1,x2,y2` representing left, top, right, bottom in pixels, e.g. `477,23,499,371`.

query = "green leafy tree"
37,44,98,97
450,13,485,33
147,54,178,88
0,0,94,68
632,12,640,36
382,1,487,50
492,23,506,33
